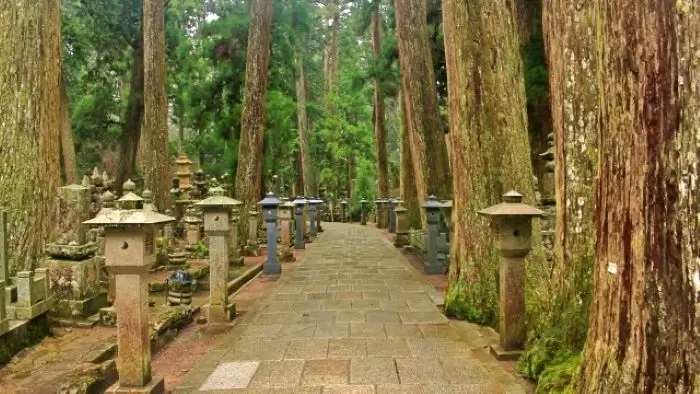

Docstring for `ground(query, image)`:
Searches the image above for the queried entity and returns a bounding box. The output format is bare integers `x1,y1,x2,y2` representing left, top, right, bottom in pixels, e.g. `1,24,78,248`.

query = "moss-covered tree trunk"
234,0,272,241
575,1,699,391
0,1,62,272
372,10,389,199
142,0,170,210
394,0,452,224
59,77,78,185
441,0,540,325
399,90,421,230
517,0,598,385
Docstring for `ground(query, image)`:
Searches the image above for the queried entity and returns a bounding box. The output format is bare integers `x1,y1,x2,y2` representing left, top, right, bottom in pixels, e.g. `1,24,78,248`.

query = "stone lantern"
195,187,242,322
278,202,295,262
307,197,319,237
387,197,397,233
83,195,174,393
292,197,306,250
312,197,324,233
393,203,409,248
421,195,444,275
477,190,544,360
340,198,349,223
374,198,387,228
360,199,369,225
258,192,283,274
142,189,157,212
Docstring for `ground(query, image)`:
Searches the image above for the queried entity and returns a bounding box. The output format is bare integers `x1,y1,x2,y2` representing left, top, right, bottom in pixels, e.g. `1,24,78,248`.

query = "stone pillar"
258,193,282,275
308,199,318,237
0,211,8,285
374,198,385,228
315,198,324,233
340,199,349,223
196,187,240,323
393,204,409,247
360,199,368,225
301,199,308,237
279,203,293,247
477,190,544,360
293,197,306,250
387,198,397,233
0,279,8,335
229,208,244,266
422,196,443,275
84,194,174,393
248,210,259,248
442,200,453,243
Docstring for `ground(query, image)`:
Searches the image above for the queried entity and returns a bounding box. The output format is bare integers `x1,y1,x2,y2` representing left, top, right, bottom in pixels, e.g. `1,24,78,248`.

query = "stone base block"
263,261,282,275
6,297,54,320
489,344,523,361
44,256,101,302
229,256,245,267
204,302,236,323
394,233,409,248
423,263,444,275
52,291,108,319
106,376,165,393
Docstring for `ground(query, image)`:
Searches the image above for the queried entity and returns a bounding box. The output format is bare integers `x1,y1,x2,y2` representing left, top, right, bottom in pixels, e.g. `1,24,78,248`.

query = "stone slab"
199,361,260,390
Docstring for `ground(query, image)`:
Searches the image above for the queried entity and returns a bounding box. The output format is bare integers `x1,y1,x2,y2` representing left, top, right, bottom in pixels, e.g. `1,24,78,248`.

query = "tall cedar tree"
0,1,62,272
372,9,389,199
142,0,170,210
441,0,541,324
234,0,273,241
576,1,699,391
394,0,451,225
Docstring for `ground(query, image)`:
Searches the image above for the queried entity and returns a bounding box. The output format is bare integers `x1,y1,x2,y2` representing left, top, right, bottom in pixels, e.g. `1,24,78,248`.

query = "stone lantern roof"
477,191,545,217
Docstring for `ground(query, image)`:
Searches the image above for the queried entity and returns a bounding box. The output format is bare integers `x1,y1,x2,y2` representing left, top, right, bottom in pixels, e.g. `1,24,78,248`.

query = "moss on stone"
0,314,52,366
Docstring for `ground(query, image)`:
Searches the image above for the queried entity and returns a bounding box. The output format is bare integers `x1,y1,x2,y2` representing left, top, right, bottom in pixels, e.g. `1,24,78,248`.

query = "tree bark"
399,90,421,230
115,27,145,197
142,0,170,210
441,0,540,325
324,0,340,99
60,76,78,185
372,10,389,199
576,1,699,391
294,39,313,196
234,0,273,241
0,1,62,272
394,0,451,224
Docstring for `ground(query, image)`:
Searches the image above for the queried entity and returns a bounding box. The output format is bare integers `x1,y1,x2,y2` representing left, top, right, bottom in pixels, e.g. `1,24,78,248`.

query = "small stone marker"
84,192,174,393
387,197,397,233
393,203,409,248
360,198,369,225
375,198,387,228
258,192,282,275
196,187,242,323
340,198,349,223
442,199,453,243
308,197,318,237
477,190,544,361
292,197,306,250
422,195,444,275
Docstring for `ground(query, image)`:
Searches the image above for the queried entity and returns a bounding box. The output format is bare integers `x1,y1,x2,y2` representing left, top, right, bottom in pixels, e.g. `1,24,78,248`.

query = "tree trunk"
324,0,340,99
441,0,540,325
142,0,170,210
294,40,313,196
115,28,145,197
394,0,451,224
295,150,304,197
0,1,62,272
234,0,272,241
372,10,389,199
576,1,699,391
60,76,78,184
399,90,421,230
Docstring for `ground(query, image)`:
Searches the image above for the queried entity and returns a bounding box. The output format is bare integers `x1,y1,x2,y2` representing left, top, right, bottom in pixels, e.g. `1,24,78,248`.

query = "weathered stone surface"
176,223,534,393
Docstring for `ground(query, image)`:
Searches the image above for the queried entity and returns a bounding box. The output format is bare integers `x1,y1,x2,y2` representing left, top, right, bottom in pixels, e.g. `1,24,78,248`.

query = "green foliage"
443,250,500,327
517,342,580,394
193,240,209,257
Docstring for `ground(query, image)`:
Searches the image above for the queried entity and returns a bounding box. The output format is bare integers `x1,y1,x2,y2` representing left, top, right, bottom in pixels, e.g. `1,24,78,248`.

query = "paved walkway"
176,223,531,393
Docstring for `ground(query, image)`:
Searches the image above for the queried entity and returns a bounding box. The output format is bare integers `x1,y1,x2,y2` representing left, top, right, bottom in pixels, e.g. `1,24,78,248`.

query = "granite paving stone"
176,223,532,393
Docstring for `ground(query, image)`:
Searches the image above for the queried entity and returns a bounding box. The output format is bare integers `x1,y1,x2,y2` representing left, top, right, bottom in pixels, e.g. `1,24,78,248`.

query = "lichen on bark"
0,1,62,272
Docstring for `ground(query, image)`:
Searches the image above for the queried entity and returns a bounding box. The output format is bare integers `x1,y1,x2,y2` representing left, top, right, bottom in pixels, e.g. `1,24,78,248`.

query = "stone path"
176,223,532,393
